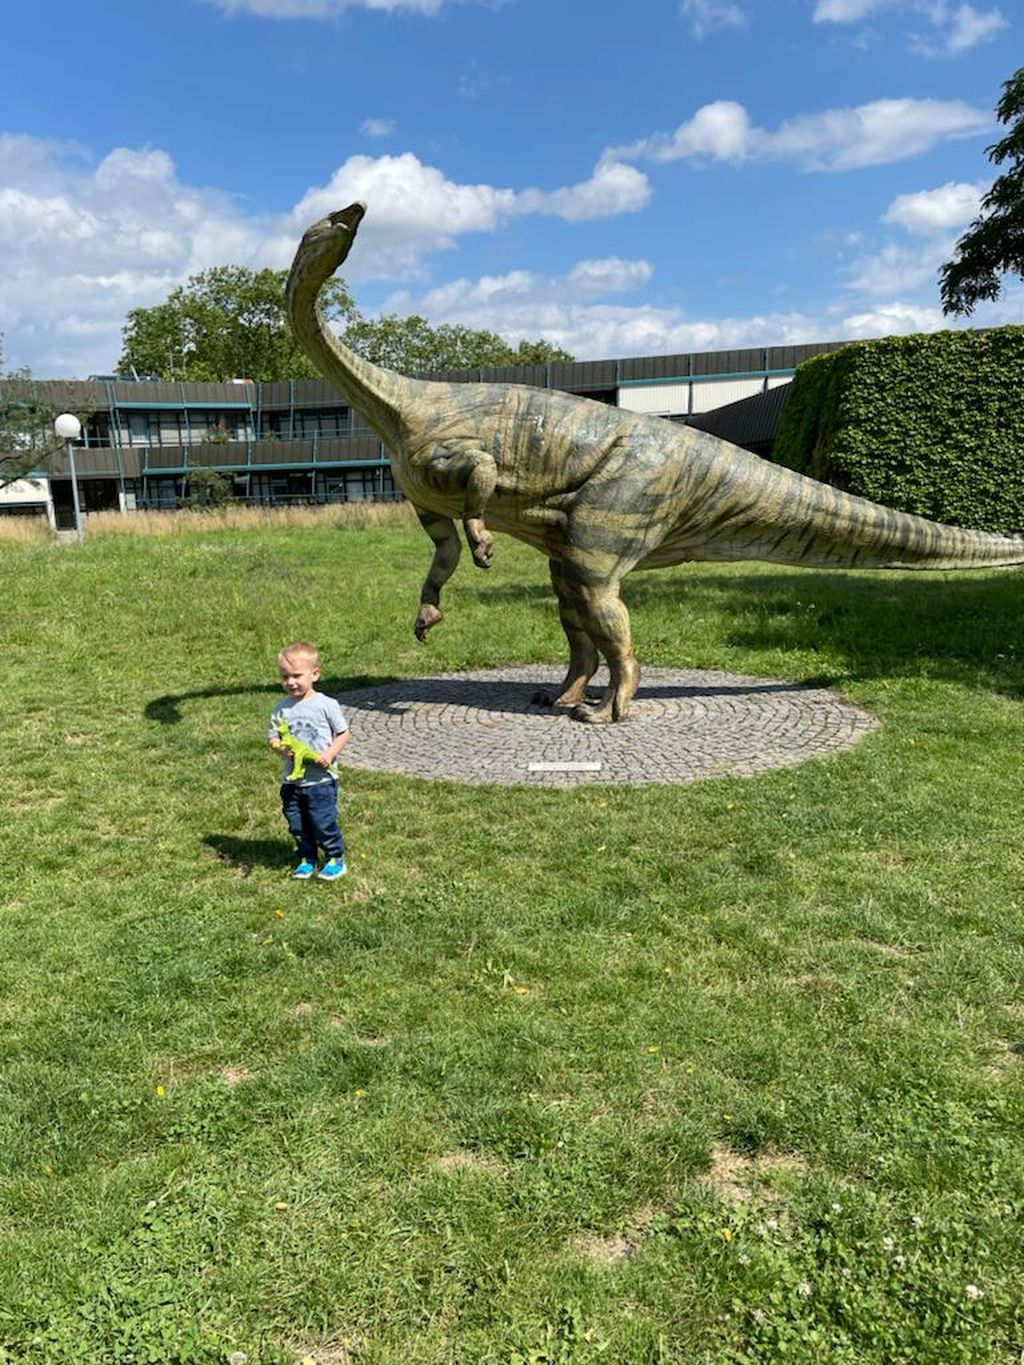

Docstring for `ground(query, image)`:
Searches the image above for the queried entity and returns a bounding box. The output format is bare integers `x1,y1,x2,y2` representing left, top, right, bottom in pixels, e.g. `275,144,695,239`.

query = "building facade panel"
616,382,692,415
690,377,766,412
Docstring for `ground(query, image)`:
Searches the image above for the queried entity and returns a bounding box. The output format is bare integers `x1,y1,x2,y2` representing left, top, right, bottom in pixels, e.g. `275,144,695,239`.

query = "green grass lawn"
1,520,1022,1363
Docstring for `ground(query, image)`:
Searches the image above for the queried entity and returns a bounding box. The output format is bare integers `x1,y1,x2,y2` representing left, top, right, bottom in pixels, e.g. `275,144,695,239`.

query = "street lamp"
54,413,83,541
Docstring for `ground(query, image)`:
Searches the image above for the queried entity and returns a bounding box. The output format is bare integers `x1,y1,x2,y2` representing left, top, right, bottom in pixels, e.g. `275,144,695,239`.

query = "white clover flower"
910,1215,923,1228
882,1236,895,1252
831,1201,843,1213
796,1280,812,1298
965,1284,983,1301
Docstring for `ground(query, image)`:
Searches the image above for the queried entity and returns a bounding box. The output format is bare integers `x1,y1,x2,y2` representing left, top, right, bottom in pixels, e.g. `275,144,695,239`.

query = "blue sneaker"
318,857,347,881
292,859,315,880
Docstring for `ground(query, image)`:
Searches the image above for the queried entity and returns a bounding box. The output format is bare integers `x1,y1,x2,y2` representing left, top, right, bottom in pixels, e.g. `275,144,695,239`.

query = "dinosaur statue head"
286,201,367,305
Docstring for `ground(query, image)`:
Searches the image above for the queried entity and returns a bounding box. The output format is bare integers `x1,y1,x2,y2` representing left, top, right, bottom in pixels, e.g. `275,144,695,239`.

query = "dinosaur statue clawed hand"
286,201,1024,724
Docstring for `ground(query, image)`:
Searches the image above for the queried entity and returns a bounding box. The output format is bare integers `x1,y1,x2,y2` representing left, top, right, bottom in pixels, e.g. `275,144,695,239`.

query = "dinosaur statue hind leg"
571,583,640,723
533,559,600,708
413,508,462,640
544,574,639,724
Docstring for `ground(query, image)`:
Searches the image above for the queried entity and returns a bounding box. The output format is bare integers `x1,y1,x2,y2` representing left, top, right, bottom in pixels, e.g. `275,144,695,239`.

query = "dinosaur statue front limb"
414,508,461,641
420,446,498,569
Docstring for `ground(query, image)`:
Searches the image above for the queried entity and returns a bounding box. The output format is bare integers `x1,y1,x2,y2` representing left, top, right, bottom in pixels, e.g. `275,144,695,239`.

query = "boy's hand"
269,739,286,753
315,748,335,767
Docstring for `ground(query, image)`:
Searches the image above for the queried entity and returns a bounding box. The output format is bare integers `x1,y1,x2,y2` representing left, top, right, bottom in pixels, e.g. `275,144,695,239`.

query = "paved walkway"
335,665,878,788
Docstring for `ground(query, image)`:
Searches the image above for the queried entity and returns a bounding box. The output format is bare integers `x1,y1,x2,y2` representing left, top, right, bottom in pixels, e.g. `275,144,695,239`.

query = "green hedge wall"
772,327,1024,533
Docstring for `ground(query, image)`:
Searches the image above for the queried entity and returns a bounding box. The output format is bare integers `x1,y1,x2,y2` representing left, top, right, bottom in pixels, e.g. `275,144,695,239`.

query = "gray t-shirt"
267,691,348,786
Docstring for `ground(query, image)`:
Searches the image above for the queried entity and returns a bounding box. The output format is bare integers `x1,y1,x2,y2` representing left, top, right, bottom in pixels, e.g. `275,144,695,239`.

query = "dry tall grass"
0,517,50,543
0,501,417,542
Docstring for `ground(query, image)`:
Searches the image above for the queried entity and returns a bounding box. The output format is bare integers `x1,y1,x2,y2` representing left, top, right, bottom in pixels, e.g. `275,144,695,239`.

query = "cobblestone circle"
335,665,878,788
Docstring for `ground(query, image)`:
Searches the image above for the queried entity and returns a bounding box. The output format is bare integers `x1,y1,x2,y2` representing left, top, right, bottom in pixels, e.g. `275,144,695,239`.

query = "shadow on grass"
145,675,394,724
481,567,1024,697
204,833,293,873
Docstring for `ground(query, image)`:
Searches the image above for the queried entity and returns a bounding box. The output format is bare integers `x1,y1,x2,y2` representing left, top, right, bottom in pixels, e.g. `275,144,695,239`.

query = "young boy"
267,641,351,880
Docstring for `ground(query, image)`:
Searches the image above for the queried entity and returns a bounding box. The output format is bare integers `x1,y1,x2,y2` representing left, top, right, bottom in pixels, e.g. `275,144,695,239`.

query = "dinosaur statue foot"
570,701,616,725
414,604,443,641
532,682,592,709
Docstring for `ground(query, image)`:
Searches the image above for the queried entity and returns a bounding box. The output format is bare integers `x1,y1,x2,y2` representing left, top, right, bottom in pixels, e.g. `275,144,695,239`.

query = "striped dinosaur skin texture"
286,202,1024,724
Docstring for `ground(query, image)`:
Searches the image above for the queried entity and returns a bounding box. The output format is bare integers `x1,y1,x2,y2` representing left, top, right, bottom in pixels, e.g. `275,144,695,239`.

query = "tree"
508,338,576,366
118,268,573,381
940,66,1024,316
0,337,65,491
342,314,573,373
118,267,360,381
179,468,232,510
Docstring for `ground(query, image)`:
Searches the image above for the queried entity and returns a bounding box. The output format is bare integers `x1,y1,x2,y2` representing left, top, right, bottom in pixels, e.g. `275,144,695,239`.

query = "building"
1,340,847,526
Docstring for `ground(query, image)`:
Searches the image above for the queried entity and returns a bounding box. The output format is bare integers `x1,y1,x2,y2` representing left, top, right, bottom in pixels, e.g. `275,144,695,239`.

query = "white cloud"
516,159,651,223
680,0,747,39
944,4,1007,49
843,240,948,295
361,118,397,138
282,152,649,279
611,96,988,171
0,139,652,375
840,300,947,335
0,138,274,376
813,0,1009,55
883,180,983,233
617,100,754,163
566,258,654,297
377,264,825,358
913,3,1008,54
814,0,889,20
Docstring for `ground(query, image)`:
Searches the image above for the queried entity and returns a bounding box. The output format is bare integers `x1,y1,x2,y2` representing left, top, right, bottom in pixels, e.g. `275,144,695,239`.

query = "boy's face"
279,656,320,702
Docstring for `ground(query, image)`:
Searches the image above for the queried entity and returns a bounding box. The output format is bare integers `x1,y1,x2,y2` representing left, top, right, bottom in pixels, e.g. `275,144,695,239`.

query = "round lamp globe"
54,413,82,440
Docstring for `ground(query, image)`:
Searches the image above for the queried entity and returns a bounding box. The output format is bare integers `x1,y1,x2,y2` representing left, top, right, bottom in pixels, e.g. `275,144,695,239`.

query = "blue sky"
1,0,1018,377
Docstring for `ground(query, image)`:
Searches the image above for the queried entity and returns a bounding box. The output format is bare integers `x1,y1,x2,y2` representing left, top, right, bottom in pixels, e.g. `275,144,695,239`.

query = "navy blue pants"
280,781,344,862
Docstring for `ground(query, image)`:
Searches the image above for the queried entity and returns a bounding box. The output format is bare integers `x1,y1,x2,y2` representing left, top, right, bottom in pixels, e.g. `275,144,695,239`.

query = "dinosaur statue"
286,202,1024,724
274,717,332,783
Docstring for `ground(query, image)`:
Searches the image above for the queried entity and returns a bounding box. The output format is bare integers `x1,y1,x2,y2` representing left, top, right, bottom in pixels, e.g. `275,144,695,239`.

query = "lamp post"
54,413,83,541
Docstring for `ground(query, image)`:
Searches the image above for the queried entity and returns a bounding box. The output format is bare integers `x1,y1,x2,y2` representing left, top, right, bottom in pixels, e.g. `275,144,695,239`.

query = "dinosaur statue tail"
652,435,1024,571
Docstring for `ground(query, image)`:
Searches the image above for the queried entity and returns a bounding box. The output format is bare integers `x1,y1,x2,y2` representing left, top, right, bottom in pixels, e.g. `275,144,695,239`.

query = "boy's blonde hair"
278,640,321,669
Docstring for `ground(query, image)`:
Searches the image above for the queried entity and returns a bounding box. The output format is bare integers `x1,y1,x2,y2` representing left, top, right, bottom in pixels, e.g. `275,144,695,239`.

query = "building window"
294,407,350,439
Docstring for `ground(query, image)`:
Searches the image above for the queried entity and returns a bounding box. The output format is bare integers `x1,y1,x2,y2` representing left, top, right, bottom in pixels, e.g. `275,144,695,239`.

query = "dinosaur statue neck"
287,263,414,450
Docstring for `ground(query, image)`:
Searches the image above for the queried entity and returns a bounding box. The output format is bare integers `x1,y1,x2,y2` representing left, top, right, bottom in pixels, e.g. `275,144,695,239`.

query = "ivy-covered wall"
772,327,1024,533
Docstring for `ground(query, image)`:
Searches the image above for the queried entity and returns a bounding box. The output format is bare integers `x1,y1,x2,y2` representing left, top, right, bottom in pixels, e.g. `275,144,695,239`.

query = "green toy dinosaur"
274,717,331,783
